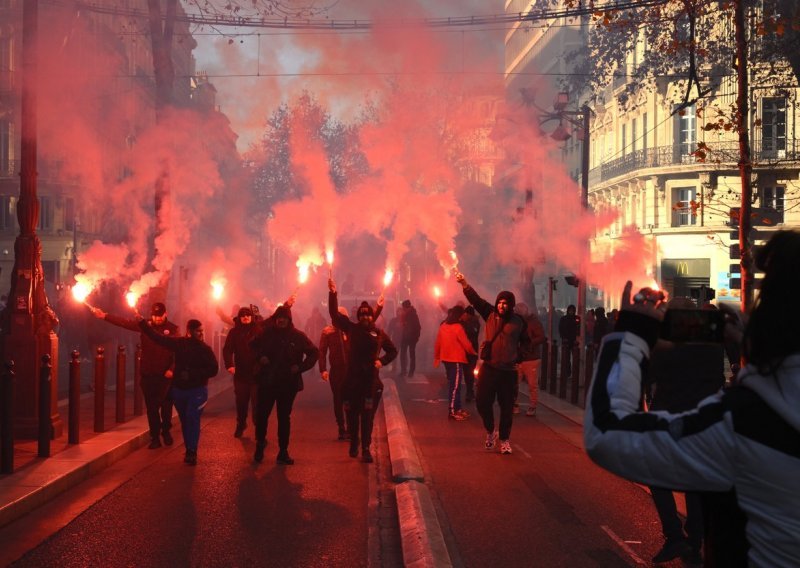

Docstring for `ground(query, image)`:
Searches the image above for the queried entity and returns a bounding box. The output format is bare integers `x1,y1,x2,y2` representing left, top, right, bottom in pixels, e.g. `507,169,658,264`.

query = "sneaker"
162,431,174,446
448,412,467,421
276,452,295,465
253,441,266,463
148,438,162,450
184,450,197,465
652,538,691,564
361,449,373,463
500,440,512,454
485,430,498,450
234,424,245,438
512,403,521,415
456,409,470,417
525,406,537,417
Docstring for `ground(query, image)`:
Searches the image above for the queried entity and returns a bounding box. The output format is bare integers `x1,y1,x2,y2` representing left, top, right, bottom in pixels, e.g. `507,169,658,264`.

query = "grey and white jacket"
584,313,800,568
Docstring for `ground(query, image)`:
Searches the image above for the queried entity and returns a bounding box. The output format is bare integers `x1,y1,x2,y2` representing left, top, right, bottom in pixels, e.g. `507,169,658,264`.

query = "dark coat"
463,286,527,371
138,322,218,390
329,291,397,400
399,305,421,343
250,322,318,393
106,314,177,377
222,320,260,382
319,324,348,372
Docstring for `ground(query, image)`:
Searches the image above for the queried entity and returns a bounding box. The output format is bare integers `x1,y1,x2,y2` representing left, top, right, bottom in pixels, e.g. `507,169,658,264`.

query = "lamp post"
522,90,592,397
1,0,61,438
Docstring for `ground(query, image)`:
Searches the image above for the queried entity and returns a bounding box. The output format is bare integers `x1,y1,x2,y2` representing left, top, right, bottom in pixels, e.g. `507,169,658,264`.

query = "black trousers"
233,378,258,427
328,364,347,430
254,385,298,452
400,339,418,376
650,487,703,547
141,373,172,440
345,390,383,450
475,364,517,440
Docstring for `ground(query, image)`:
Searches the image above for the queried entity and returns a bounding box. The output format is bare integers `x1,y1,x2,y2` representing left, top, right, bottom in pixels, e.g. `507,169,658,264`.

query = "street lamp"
522,90,592,401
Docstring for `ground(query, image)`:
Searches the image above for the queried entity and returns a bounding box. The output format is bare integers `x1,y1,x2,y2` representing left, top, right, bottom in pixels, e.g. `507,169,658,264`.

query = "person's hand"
621,281,666,321
321,370,329,382
227,366,235,375
374,360,383,369
328,278,336,294
377,294,384,307
285,294,296,308
454,271,468,289
90,307,106,319
164,370,174,379
718,302,746,346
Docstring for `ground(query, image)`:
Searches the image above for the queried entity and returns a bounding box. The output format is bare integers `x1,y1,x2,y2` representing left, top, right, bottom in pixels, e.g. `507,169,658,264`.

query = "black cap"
151,302,166,316
238,307,253,318
273,305,292,321
357,301,374,318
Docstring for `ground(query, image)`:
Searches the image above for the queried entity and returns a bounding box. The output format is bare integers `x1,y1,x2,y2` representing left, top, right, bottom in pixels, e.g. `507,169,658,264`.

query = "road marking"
410,398,448,403
600,525,647,566
514,443,533,459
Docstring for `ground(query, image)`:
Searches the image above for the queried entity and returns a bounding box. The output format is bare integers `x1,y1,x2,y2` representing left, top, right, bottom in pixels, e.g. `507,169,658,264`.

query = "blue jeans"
444,362,464,413
170,386,208,453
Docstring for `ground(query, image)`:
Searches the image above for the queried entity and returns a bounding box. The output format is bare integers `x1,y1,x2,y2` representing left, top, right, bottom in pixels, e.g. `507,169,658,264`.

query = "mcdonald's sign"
662,259,709,278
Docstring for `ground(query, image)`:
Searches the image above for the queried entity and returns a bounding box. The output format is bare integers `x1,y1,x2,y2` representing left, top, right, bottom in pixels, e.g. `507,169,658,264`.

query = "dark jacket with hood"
249,306,319,393
329,291,397,399
222,318,260,383
105,314,177,377
138,321,218,390
463,287,527,371
399,302,422,342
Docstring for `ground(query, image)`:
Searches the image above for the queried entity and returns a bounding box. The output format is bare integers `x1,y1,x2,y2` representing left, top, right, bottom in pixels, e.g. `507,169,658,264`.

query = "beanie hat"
495,291,516,310
273,305,292,321
151,302,166,316
402,299,411,308
357,301,374,318
238,307,253,318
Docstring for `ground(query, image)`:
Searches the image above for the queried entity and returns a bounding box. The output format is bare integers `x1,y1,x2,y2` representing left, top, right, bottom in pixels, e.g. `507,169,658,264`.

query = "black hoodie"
249,308,319,392
463,286,527,371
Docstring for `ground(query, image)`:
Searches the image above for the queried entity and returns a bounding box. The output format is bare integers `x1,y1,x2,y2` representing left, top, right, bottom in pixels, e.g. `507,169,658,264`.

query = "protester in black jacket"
92,302,178,449
328,278,397,463
223,306,260,438
139,318,218,465
250,305,318,465
319,306,351,440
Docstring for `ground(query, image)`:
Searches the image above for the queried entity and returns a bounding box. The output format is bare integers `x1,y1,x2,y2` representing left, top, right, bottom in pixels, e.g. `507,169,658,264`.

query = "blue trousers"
170,386,209,453
444,362,465,413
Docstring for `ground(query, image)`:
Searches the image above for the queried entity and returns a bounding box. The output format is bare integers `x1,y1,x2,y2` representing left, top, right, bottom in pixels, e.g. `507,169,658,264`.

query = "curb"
382,379,452,568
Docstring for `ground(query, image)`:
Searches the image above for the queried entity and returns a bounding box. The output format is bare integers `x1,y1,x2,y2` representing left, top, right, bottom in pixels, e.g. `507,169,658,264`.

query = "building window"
760,185,785,224
37,196,53,231
632,118,638,154
673,187,697,227
675,105,696,158
761,97,786,157
621,123,627,155
642,113,648,159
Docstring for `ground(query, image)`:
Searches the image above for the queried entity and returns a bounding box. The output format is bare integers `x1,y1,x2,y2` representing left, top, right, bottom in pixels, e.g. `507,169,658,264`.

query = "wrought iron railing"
588,138,800,186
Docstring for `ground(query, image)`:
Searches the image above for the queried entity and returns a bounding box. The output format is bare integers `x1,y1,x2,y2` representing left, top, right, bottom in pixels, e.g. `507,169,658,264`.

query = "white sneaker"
512,403,521,415
500,440,512,454
485,430,498,450
526,406,537,417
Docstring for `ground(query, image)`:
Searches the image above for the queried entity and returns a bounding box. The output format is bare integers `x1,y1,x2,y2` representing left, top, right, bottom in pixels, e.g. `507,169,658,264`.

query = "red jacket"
434,322,476,365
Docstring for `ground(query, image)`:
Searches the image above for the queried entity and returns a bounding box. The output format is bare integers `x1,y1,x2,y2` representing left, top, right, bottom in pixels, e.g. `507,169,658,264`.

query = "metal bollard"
540,342,549,389
94,346,106,433
559,344,569,399
133,344,143,416
570,345,581,404
548,340,558,394
583,344,596,408
69,350,81,444
116,345,126,423
1,360,14,474
38,355,52,458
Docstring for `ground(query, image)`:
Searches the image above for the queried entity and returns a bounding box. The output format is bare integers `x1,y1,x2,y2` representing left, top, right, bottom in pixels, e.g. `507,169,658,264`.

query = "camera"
660,309,725,343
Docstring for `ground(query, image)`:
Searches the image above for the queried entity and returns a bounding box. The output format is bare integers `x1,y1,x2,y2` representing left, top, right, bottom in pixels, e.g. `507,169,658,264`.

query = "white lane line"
600,525,647,566
514,443,532,459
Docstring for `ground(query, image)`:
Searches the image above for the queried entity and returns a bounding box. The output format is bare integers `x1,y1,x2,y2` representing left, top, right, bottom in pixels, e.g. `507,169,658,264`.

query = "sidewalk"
0,376,232,529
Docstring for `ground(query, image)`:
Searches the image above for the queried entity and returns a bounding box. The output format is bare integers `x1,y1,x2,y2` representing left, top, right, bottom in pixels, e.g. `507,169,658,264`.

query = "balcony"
0,159,78,181
588,138,800,186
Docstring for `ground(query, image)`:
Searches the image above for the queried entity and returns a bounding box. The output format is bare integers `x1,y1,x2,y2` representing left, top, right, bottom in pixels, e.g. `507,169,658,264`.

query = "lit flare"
211,279,225,301
72,282,92,303
126,291,139,309
383,269,394,288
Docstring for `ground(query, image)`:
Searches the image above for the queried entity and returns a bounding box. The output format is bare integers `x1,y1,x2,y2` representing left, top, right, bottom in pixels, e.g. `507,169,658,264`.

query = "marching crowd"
86,229,799,567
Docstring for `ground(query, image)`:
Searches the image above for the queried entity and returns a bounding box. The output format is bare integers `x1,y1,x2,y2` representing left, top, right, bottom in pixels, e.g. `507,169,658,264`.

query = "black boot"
349,439,359,458
361,448,373,463
254,441,266,463
276,451,294,465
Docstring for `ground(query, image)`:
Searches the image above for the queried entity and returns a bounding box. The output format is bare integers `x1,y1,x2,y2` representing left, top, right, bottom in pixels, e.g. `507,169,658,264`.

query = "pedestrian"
398,299,421,378
515,303,546,417
584,230,800,568
222,306,260,438
461,306,481,402
434,305,476,421
592,307,610,353
558,304,580,376
319,306,351,440
304,306,327,352
91,302,178,449
455,271,528,455
386,307,403,373
138,318,218,465
328,278,397,463
250,305,318,465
